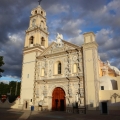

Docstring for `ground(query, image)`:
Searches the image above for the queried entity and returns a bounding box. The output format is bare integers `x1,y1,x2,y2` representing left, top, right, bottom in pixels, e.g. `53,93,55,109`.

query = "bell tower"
83,32,99,112
20,5,49,109
24,5,48,48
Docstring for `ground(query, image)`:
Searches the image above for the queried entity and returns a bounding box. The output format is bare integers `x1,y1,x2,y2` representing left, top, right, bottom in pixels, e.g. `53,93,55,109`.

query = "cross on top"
38,0,42,5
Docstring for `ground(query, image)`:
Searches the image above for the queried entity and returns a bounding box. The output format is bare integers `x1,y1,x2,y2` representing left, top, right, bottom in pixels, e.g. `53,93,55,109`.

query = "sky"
0,0,120,81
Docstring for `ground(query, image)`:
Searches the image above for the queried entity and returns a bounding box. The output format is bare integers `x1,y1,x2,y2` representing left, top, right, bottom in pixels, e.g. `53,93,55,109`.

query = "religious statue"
55,33,64,47
41,92,44,100
75,93,78,102
56,33,63,41
38,92,44,106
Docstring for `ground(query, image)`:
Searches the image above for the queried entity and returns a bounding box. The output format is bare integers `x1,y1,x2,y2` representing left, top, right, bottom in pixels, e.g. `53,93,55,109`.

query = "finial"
38,0,42,5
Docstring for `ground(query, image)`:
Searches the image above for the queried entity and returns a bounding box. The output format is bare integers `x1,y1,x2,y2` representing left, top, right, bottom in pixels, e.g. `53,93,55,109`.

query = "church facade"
19,5,120,114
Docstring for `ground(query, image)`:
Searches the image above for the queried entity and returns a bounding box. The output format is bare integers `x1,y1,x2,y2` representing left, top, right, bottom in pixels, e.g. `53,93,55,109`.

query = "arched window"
58,62,61,74
73,63,78,73
29,36,34,46
35,10,37,14
41,11,43,15
41,68,45,76
54,61,62,75
41,37,45,46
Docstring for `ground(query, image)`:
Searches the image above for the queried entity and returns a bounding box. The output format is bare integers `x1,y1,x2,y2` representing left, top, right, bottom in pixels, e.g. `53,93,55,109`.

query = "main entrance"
52,87,66,111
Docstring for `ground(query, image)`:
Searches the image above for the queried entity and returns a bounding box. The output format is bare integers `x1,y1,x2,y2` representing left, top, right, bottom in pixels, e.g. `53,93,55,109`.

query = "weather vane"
38,0,42,5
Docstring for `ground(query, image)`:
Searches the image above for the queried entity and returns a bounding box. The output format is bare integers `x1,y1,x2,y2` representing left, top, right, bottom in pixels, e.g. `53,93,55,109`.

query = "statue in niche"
38,92,44,106
75,93,78,102
41,92,44,100
32,19,36,27
67,97,72,106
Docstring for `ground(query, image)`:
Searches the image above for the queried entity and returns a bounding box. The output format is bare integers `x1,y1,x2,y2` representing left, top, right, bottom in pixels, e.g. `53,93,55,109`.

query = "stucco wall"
99,90,120,110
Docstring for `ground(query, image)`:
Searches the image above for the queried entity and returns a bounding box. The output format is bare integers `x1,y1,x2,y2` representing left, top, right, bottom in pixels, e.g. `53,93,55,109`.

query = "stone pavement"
27,111,120,120
17,110,31,120
1,109,120,120
0,108,23,120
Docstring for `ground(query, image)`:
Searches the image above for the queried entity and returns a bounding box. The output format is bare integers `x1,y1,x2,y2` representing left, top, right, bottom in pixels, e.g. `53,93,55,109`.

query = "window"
101,86,104,90
35,10,37,14
41,11,43,15
29,36,34,45
58,62,61,74
41,37,45,46
73,63,78,73
41,68,45,76
54,61,62,75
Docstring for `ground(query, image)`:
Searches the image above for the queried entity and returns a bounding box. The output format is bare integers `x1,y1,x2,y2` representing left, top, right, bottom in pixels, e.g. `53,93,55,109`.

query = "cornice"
62,40,81,48
23,46,44,53
26,26,49,35
36,76,83,83
37,48,82,59
30,13,46,20
82,42,98,49
38,40,82,59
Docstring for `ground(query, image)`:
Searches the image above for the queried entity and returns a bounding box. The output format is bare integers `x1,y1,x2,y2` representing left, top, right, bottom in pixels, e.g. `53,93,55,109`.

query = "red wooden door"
52,87,66,111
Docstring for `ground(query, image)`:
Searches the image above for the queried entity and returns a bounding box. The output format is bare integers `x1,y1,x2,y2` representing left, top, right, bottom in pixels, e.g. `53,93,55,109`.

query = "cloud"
56,19,84,37
96,28,120,69
0,0,120,80
46,4,69,14
0,80,9,84
68,34,84,46
1,32,24,78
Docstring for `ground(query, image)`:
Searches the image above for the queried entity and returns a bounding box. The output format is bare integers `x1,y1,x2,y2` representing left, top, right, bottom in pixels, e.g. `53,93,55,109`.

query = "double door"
52,87,65,111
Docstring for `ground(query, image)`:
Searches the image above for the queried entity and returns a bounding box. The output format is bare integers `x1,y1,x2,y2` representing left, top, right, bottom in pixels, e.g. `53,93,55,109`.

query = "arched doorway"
52,87,66,111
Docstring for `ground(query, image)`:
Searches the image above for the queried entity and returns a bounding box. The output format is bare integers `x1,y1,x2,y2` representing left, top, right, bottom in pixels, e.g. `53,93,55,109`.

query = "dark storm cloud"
69,0,107,11
0,0,36,77
0,0,120,79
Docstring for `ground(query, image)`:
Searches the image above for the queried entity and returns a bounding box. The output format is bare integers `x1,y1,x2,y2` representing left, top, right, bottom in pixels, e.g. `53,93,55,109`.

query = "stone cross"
38,0,42,5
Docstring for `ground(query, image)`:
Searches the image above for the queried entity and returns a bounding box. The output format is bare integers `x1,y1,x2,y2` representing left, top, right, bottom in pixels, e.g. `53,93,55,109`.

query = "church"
19,5,120,114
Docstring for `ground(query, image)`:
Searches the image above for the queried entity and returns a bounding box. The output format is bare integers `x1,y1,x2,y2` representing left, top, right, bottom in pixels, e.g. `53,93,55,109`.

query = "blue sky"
0,0,120,82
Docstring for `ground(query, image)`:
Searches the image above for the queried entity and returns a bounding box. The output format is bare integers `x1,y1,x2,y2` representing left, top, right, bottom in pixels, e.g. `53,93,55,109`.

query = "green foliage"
0,56,4,77
0,81,21,98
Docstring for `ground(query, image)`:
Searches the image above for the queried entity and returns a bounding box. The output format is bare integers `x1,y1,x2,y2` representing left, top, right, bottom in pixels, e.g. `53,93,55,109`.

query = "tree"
0,56,4,77
0,81,21,103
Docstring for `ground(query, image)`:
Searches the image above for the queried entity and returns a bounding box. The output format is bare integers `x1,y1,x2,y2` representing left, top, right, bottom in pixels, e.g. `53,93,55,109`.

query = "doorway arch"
52,87,66,111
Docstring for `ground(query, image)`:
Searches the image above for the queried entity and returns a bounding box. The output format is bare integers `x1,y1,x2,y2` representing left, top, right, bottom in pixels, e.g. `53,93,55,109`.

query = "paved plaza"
28,111,120,120
0,108,23,120
0,109,120,120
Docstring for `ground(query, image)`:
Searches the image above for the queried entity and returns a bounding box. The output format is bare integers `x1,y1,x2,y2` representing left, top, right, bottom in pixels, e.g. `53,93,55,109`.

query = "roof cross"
38,0,42,5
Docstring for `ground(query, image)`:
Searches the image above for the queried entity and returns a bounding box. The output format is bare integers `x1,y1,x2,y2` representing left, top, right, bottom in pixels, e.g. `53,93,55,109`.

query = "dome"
99,75,117,90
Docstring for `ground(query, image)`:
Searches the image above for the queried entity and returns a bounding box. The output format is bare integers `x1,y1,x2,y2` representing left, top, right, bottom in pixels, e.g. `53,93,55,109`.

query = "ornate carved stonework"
73,55,77,62
43,85,47,97
49,69,52,77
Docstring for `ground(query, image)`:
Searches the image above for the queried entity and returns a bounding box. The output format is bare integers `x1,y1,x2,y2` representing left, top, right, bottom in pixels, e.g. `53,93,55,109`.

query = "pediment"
40,40,80,56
